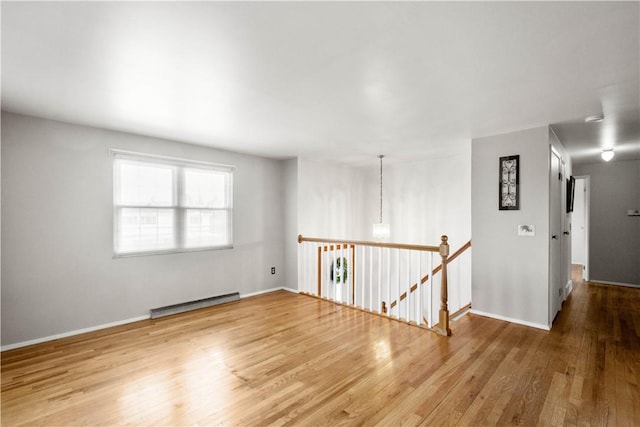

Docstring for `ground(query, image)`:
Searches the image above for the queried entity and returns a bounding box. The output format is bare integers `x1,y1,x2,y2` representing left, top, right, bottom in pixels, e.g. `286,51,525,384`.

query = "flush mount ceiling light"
601,148,615,161
372,155,390,241
585,114,604,123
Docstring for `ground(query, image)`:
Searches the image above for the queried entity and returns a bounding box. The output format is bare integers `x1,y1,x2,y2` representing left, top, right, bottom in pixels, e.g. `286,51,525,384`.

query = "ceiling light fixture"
372,155,390,241
585,114,604,123
601,148,615,161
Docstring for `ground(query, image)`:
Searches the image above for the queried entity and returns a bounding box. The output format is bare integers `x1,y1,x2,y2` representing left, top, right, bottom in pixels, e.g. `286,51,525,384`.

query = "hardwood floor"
2,274,639,426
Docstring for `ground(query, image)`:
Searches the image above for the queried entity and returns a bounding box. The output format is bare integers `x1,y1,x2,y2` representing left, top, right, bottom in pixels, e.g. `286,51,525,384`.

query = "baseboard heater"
150,292,240,319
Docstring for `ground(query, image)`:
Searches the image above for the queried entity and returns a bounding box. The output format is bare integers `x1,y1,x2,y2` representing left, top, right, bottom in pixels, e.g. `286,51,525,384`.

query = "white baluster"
324,242,329,299
369,246,373,311
320,243,324,297
334,244,339,301
308,243,312,294
408,251,413,322
406,251,410,321
428,253,433,327
352,245,357,306
302,242,306,293
318,243,322,297
340,243,345,303
417,251,422,326
304,242,308,294
360,246,365,309
396,249,401,318
377,247,382,313
386,247,391,316
299,242,304,293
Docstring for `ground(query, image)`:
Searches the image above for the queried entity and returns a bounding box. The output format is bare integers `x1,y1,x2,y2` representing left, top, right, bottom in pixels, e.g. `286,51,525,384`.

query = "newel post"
437,235,452,336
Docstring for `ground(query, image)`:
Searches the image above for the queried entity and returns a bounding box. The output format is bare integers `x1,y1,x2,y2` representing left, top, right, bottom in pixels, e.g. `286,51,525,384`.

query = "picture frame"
499,155,519,210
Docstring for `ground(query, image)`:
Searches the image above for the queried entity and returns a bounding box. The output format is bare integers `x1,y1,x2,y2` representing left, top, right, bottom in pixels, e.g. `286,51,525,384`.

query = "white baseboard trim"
469,309,550,331
239,286,298,299
2,287,301,352
1,315,150,352
564,280,573,300
590,279,640,289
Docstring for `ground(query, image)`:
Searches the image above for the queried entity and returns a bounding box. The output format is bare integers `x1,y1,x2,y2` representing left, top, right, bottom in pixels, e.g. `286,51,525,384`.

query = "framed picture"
566,176,575,213
499,155,519,210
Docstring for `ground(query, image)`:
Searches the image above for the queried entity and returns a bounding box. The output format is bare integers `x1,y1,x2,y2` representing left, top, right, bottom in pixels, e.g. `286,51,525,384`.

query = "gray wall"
1,112,285,346
471,126,551,328
573,159,640,286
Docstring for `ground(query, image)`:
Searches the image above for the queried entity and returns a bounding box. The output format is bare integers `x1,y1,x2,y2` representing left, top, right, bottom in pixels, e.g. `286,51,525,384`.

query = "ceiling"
2,2,638,165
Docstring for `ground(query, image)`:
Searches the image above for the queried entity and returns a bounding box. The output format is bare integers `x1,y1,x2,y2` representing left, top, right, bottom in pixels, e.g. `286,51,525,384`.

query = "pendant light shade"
601,148,614,161
373,155,390,240
373,223,390,240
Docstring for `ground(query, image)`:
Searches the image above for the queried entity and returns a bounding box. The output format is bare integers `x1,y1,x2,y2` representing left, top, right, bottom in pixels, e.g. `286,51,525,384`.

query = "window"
112,150,233,256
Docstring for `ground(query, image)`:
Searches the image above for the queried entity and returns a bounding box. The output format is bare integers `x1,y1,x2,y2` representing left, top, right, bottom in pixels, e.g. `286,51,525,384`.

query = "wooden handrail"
420,239,472,285
298,234,440,253
446,240,472,265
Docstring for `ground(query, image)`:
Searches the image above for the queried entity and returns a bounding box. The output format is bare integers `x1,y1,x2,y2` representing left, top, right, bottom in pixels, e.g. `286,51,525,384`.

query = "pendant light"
601,148,614,161
372,155,390,240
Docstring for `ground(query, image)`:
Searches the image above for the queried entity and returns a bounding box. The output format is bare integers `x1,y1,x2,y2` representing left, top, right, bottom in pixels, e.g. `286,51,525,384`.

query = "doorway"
571,176,589,281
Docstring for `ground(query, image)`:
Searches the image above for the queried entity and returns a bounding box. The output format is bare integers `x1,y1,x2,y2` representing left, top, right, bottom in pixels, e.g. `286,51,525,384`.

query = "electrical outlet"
271,267,276,275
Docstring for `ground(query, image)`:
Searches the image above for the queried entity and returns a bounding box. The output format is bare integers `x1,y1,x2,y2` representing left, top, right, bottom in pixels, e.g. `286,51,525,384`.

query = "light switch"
518,225,535,236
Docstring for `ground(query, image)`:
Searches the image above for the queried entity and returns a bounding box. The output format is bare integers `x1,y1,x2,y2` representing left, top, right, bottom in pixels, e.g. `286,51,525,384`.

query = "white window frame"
112,149,234,257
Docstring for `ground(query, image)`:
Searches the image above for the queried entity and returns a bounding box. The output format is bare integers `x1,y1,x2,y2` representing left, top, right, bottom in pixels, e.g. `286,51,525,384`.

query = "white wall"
573,159,640,286
1,112,285,346
471,126,551,329
571,177,587,265
297,158,367,240
361,150,472,251
297,151,471,248
283,158,298,290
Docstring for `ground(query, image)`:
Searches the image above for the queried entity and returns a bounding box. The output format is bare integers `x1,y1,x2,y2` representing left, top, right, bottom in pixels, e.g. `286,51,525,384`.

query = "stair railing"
387,240,472,330
298,234,452,336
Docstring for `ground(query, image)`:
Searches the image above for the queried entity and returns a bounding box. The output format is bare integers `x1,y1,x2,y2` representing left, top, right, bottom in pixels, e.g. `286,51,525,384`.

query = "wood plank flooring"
2,271,639,426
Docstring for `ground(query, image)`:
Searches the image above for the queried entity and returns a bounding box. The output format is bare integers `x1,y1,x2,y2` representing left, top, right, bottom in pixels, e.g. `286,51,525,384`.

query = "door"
549,150,563,324
571,176,589,280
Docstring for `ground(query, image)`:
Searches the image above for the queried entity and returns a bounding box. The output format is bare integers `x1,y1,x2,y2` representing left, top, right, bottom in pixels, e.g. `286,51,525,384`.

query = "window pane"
184,209,231,248
118,208,175,253
117,160,174,206
113,151,234,256
184,169,228,208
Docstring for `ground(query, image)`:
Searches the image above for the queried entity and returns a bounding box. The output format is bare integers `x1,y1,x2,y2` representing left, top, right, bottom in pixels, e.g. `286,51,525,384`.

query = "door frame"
549,147,565,325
